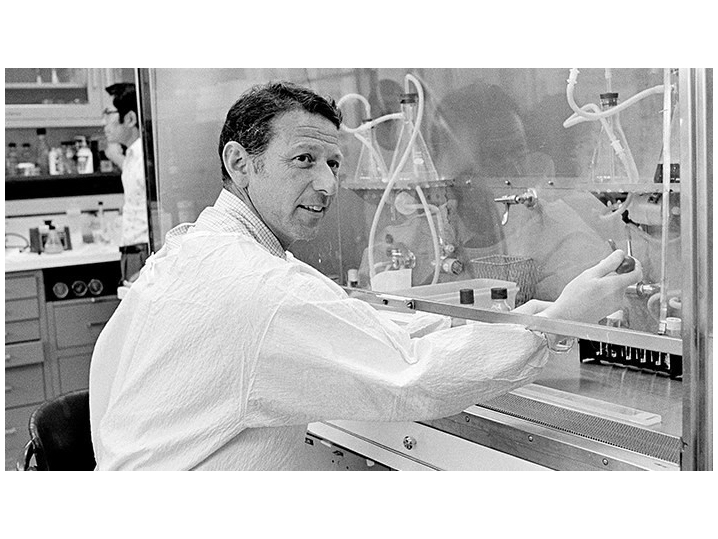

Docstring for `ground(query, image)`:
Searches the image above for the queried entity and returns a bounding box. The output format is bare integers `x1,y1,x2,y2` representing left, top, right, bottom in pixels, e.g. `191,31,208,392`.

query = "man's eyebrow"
290,140,343,158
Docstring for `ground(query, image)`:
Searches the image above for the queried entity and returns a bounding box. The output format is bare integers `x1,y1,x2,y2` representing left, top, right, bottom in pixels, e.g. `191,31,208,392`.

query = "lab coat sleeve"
244,284,549,428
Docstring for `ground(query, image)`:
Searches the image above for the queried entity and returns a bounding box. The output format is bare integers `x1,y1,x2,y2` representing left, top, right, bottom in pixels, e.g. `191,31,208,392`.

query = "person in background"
103,82,149,284
89,81,642,470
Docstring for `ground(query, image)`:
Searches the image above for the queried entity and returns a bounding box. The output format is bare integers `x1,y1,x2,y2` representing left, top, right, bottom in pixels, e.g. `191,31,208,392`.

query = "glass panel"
144,68,683,446
5,68,90,105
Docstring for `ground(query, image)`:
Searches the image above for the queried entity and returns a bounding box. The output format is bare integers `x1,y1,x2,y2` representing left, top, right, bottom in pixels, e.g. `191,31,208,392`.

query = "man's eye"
295,154,313,164
328,160,341,171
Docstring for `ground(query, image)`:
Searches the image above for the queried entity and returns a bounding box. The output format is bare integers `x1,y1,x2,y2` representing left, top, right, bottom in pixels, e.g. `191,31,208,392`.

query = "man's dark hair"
105,82,139,125
218,81,342,186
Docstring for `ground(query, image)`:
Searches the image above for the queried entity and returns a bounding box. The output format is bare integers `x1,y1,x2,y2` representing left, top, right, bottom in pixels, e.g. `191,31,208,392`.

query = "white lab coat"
89,229,548,470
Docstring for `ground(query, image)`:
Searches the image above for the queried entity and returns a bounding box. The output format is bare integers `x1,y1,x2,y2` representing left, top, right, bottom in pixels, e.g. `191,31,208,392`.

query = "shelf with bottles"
6,128,120,180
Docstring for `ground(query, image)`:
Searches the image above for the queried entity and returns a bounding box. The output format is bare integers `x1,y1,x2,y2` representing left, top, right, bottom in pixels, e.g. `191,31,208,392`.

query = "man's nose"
312,164,338,197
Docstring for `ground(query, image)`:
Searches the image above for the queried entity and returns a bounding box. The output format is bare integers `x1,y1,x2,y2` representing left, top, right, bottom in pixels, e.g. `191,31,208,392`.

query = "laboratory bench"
4,242,120,273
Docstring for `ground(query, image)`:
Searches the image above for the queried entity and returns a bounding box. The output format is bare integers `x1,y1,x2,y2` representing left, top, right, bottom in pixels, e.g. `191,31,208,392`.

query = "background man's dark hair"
218,81,342,186
105,82,139,125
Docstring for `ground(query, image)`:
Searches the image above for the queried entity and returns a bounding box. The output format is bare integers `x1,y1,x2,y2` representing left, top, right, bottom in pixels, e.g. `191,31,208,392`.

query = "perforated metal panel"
480,393,682,464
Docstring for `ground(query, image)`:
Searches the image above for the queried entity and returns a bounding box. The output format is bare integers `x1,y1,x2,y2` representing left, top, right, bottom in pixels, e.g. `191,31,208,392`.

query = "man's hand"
535,250,643,324
512,299,554,316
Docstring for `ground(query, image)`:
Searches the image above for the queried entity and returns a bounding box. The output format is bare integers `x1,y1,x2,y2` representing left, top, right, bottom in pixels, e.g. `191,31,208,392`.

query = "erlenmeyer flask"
589,92,639,184
354,118,387,184
389,93,440,183
43,222,65,254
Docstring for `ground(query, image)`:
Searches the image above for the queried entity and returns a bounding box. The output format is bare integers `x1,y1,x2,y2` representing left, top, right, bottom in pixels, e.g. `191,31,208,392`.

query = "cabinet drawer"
5,275,39,300
5,341,44,368
53,299,119,349
5,297,40,322
58,354,92,393
5,318,41,344
6,404,37,469
5,364,46,408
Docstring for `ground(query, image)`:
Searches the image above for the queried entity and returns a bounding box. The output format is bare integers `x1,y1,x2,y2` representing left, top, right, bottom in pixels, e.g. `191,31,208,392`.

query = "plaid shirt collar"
165,189,287,260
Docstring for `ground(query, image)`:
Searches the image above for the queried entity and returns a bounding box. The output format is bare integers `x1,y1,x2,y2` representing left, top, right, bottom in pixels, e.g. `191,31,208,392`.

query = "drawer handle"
5,428,18,436
402,435,417,451
5,353,10,362
5,385,13,393
87,321,107,328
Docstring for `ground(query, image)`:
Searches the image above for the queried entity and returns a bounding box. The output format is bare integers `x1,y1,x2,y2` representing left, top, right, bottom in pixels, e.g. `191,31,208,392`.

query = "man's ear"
222,141,252,188
124,110,139,129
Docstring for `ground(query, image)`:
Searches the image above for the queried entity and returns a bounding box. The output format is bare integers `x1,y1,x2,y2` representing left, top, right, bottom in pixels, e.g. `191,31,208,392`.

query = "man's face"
103,107,134,146
247,109,342,248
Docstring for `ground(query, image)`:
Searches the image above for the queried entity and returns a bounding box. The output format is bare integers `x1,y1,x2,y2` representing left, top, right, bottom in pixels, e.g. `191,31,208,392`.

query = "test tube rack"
578,339,682,380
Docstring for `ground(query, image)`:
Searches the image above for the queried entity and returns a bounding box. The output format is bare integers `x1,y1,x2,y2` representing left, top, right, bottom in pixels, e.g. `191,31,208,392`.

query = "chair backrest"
26,389,96,471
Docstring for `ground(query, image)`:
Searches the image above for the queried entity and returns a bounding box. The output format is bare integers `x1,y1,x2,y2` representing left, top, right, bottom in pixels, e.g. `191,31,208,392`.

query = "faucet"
494,188,538,225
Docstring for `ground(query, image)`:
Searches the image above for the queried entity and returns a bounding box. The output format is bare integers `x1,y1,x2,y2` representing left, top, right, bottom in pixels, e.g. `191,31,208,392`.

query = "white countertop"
4,243,121,273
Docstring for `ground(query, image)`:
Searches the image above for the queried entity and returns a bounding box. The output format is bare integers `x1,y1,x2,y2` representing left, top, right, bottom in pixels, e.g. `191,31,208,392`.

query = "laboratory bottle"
389,93,440,184
6,143,19,176
458,288,478,325
36,128,51,175
62,141,76,174
43,221,65,254
95,201,107,243
20,143,35,165
347,269,359,288
48,147,62,175
75,136,94,174
354,119,387,184
489,287,511,312
588,92,639,184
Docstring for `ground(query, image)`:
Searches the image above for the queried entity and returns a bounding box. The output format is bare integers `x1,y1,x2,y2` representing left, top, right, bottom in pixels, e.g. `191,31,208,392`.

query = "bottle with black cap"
490,287,511,312
459,288,476,326
43,221,65,254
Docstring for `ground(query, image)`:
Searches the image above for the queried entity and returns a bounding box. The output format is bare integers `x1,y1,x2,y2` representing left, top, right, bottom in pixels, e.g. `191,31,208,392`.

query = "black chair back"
21,389,96,471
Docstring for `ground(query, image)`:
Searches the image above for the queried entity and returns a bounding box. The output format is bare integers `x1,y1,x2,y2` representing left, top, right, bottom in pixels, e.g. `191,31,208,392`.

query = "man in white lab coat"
103,82,150,285
89,81,642,470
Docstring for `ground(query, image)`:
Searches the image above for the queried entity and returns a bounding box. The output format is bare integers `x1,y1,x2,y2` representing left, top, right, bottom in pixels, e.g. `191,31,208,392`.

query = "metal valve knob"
402,435,416,450
494,188,539,225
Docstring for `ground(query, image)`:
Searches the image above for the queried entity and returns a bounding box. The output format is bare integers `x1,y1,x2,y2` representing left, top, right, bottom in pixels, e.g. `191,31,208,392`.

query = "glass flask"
354,119,387,184
389,93,440,183
588,92,639,184
43,222,65,254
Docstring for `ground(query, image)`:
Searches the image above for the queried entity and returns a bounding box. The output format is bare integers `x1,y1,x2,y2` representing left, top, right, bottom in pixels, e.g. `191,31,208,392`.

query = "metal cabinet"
46,296,119,395
5,68,135,128
4,271,48,470
4,269,120,470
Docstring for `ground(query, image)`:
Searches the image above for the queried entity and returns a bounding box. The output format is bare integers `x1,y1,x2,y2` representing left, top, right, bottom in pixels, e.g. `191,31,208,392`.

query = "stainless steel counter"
534,347,682,438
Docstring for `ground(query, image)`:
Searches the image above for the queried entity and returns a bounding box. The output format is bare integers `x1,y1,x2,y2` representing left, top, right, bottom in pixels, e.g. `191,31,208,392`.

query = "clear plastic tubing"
657,68,674,333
